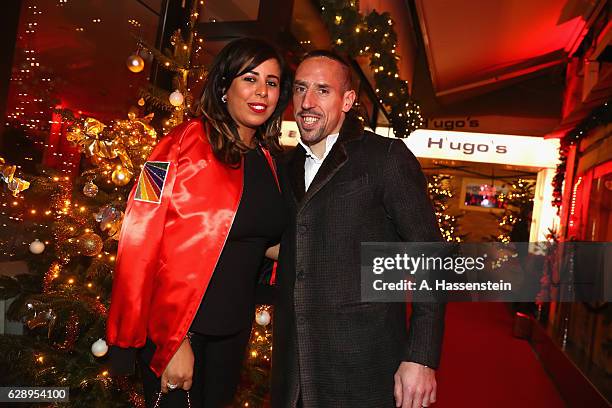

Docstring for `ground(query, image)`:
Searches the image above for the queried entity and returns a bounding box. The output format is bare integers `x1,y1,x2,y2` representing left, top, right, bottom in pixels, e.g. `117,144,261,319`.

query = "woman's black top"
190,146,286,334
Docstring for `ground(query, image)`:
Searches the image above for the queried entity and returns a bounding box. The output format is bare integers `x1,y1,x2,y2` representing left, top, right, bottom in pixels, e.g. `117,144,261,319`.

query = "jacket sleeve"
107,345,137,376
382,139,446,369
105,131,181,350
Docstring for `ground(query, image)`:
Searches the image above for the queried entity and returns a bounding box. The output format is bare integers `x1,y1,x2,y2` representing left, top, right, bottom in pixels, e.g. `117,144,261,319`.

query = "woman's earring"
221,94,228,103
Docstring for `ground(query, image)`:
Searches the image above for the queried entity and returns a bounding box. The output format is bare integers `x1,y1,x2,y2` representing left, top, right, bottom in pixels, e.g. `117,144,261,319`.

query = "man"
272,51,445,408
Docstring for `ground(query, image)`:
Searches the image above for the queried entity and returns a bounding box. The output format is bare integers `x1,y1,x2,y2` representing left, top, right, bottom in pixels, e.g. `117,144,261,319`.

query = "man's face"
293,57,355,146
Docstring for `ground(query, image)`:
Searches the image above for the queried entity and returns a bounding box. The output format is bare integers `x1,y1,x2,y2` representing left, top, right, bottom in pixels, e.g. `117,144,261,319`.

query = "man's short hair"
301,50,353,92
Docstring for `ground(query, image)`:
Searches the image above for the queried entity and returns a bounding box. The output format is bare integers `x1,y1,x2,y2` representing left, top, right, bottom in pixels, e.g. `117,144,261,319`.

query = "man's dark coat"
272,112,445,408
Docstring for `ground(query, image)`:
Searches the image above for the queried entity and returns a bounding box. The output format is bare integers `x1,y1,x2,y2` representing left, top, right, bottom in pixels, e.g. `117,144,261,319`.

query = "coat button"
297,316,306,325
298,224,307,233
297,270,305,280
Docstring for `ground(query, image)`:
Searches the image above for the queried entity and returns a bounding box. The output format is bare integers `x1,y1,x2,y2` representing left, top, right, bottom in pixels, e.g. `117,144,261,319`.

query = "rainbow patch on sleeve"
134,161,170,204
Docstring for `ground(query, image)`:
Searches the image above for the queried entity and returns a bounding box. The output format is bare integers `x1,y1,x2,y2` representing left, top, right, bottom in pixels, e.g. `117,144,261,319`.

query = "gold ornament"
83,181,99,197
137,97,145,106
112,168,132,186
78,232,103,256
126,53,144,73
127,106,139,120
65,114,157,175
0,157,30,196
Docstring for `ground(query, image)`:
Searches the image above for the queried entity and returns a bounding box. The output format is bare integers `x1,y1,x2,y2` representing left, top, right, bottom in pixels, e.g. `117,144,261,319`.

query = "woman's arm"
106,132,180,350
265,244,279,260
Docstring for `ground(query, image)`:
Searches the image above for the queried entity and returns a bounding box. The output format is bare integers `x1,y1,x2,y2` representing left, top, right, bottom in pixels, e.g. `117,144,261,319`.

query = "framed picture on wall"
459,178,509,212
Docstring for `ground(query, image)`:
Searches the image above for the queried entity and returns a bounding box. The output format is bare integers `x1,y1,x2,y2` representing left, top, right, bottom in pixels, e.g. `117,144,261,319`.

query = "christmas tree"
235,305,274,407
494,178,535,243
0,112,160,407
132,0,206,134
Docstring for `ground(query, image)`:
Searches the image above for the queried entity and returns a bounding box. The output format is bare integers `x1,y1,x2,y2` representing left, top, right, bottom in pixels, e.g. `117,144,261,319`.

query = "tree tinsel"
319,0,423,137
552,102,611,212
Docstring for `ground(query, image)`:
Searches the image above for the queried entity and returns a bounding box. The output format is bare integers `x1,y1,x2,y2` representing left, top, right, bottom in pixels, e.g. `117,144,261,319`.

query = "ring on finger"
167,381,178,390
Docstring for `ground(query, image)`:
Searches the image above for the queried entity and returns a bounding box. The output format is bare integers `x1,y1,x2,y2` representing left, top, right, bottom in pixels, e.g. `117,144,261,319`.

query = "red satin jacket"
106,119,278,376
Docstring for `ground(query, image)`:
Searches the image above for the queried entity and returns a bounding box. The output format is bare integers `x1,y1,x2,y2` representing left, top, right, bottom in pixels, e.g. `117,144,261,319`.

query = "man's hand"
394,361,437,408
160,338,194,393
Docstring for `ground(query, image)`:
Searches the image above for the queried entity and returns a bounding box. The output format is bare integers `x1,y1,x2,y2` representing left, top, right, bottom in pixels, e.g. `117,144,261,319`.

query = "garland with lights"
552,102,610,212
494,179,535,243
319,0,423,137
427,174,464,242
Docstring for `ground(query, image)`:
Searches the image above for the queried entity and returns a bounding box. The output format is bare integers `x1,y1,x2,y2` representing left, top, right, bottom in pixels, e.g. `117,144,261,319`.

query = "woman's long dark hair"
199,38,291,166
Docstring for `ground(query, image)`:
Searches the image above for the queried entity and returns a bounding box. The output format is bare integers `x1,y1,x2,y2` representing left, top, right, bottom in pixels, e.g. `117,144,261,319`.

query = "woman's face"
225,58,281,136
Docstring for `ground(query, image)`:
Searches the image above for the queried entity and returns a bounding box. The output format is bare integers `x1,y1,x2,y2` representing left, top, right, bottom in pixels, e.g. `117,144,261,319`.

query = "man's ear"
342,90,356,113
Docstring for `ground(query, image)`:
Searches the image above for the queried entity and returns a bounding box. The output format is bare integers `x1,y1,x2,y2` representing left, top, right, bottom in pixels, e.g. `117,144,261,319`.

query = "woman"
106,38,291,407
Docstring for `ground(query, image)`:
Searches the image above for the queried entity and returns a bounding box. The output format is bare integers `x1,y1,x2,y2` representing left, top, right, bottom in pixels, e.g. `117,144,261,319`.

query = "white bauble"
169,90,184,107
29,239,45,254
91,338,108,357
255,310,271,326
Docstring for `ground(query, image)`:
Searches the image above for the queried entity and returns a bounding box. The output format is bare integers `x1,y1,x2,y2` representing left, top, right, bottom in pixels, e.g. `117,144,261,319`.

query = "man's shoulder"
357,130,403,155
355,131,420,167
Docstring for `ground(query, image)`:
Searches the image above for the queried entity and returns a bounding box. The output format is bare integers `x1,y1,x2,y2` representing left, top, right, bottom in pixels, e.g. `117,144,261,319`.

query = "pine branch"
138,85,173,112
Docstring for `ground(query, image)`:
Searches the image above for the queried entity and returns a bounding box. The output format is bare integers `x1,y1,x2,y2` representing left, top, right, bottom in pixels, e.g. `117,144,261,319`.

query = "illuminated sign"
394,129,560,168
281,123,560,168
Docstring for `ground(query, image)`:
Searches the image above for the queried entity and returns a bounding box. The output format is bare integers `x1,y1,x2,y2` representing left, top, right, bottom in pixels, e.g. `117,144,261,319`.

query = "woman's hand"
265,244,280,261
160,338,194,393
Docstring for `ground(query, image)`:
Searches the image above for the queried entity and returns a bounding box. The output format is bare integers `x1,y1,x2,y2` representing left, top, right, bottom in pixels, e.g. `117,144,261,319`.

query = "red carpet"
435,303,566,408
